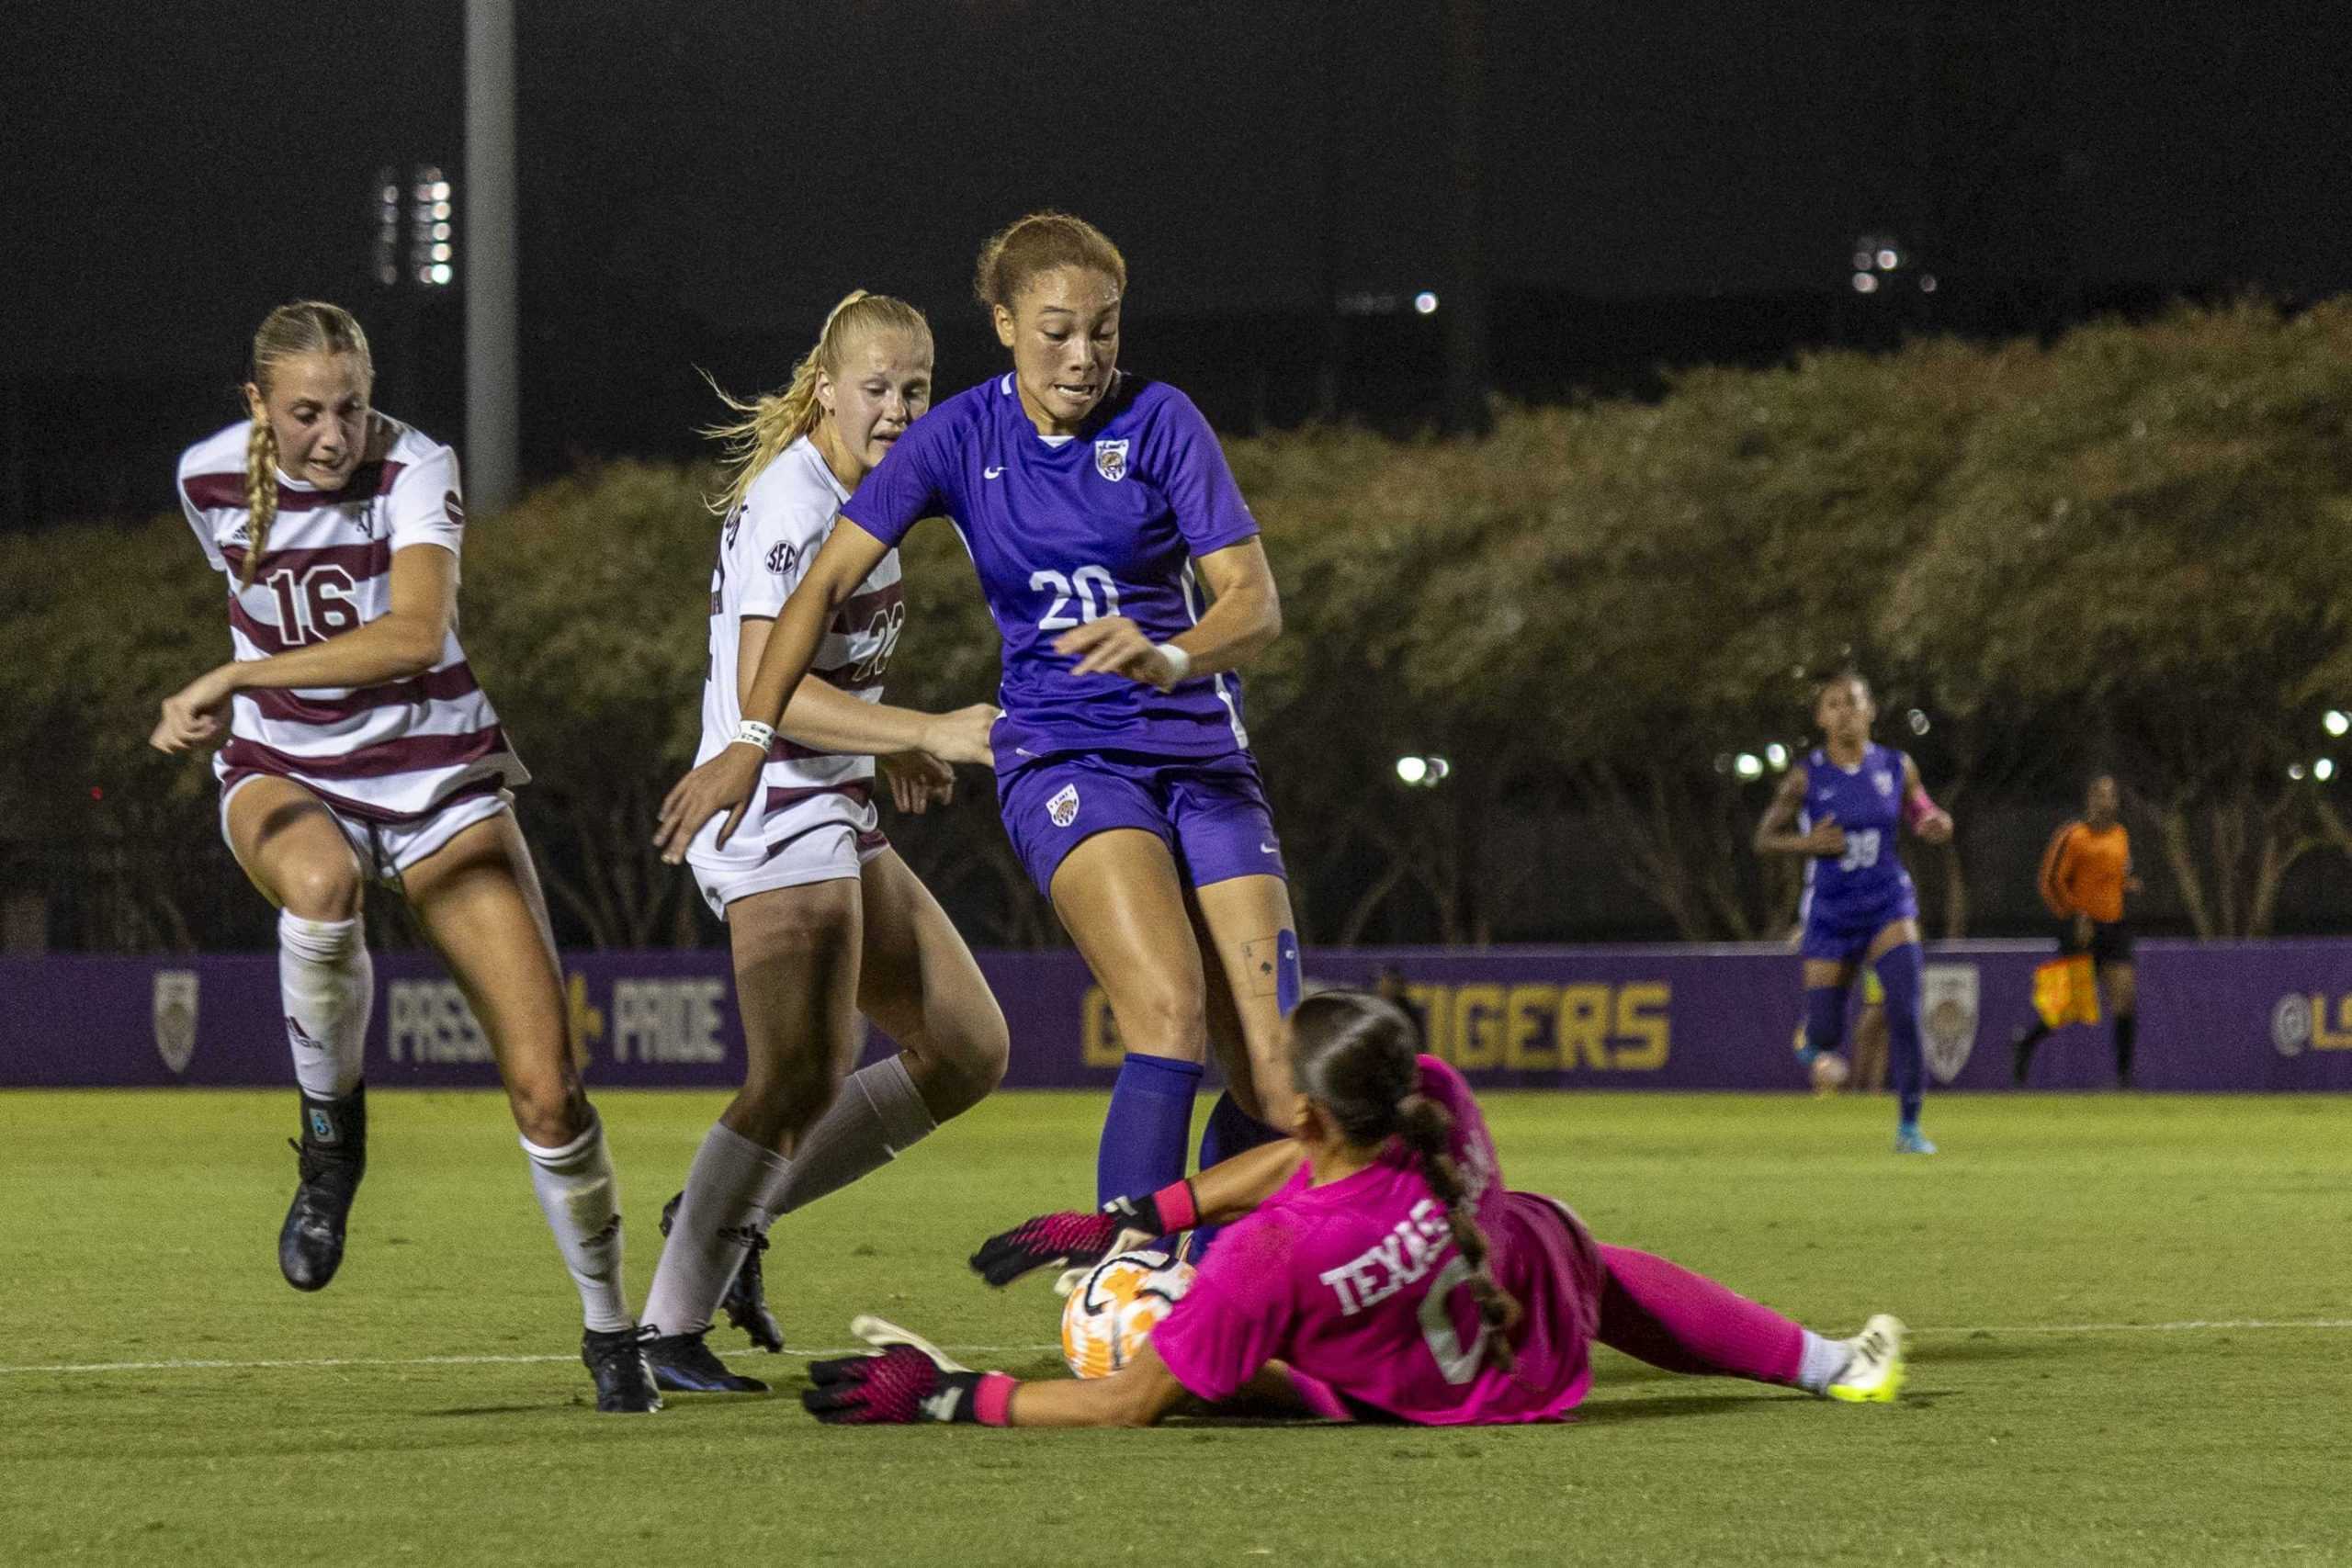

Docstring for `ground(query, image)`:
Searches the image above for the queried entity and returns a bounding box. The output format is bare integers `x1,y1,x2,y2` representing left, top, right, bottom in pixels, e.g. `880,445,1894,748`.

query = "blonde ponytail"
238,300,373,590
240,414,280,592
701,289,932,519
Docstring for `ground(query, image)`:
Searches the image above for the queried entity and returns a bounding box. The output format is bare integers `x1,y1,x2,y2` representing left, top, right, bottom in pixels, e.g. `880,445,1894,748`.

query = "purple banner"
5,940,2349,1092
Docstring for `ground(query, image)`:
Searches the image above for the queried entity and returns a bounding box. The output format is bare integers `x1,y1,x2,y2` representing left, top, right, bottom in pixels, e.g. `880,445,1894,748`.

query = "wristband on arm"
1106,1178,1200,1236
732,718,776,753
1903,786,1942,830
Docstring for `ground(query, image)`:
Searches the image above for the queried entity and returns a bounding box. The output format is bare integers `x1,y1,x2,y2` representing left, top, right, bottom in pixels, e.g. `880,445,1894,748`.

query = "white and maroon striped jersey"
176,414,527,825
687,434,904,870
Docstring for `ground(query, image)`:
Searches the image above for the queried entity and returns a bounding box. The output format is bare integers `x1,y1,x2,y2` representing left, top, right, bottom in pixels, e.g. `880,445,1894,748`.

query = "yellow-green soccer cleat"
1826,1314,1907,1403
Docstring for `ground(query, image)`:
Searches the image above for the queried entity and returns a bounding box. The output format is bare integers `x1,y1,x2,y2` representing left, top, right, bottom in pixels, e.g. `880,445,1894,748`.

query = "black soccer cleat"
279,1085,367,1292
662,1191,785,1353
581,1325,663,1414
644,1329,770,1394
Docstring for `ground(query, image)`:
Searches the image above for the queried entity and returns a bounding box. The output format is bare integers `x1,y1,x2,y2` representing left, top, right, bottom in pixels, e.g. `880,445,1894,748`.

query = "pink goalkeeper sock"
1594,1244,1805,1386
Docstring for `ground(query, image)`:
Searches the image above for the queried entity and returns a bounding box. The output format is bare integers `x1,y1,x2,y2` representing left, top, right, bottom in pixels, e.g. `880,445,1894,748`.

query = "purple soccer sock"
1804,985,1849,1056
1096,1053,1204,1209
1594,1244,1804,1386
1873,942,1927,1125
1186,1090,1282,1263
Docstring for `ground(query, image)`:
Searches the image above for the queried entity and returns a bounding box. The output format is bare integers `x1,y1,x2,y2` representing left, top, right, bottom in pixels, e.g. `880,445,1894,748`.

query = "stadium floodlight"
1849,233,1912,297
1906,709,1930,736
1394,756,1451,787
373,166,402,287
1765,742,1790,770
1734,752,1764,781
1413,291,1440,315
2289,762,2308,781
2318,759,2338,783
2324,710,2349,738
410,164,454,288
1919,274,1939,293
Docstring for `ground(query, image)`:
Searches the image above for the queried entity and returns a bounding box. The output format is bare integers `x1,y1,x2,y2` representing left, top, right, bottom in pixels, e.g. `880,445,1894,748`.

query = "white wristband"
1154,643,1193,684
732,719,776,753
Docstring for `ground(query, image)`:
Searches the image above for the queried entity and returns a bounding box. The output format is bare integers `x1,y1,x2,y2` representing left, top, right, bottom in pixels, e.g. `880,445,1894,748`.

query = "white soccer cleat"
1826,1313,1906,1403
847,1314,972,1373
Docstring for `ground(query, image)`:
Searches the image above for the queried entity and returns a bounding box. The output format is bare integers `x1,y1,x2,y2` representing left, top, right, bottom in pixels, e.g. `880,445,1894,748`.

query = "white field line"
6,1319,2350,1378
1920,1317,2352,1337
0,1344,1062,1376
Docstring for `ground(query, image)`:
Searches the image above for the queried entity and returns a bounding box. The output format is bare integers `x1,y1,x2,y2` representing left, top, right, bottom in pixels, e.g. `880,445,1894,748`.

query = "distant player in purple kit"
797,989,1907,1428
1755,672,1954,1153
658,213,1299,1217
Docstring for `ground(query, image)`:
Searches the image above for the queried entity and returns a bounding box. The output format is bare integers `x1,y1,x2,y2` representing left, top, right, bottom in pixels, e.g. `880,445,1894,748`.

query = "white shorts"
221,775,514,886
689,792,888,920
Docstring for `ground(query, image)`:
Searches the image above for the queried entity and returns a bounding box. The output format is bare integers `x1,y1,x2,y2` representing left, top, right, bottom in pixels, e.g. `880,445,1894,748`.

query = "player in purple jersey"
657,213,1300,1221
797,990,1908,1428
151,303,657,1412
1754,672,1954,1153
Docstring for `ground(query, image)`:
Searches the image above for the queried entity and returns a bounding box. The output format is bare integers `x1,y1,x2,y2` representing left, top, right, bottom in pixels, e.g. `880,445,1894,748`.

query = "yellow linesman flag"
2031,954,2101,1030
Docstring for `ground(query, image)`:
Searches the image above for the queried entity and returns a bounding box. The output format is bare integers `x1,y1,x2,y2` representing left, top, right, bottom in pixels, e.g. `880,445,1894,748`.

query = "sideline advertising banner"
5,941,2348,1092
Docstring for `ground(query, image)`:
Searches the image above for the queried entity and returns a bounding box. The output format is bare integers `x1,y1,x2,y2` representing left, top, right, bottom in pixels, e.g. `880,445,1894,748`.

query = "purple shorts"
996,749,1287,898
1800,891,1919,963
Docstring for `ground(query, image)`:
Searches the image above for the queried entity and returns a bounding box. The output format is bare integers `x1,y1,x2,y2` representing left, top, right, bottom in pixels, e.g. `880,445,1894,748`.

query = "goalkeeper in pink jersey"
802,990,1908,1428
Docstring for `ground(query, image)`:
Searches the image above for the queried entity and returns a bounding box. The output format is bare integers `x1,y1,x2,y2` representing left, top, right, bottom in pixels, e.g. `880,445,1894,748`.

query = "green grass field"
6,1089,2349,1566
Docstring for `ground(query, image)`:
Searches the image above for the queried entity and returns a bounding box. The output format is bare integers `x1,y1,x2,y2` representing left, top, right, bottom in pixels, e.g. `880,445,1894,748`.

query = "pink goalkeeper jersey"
1152,1056,1603,1426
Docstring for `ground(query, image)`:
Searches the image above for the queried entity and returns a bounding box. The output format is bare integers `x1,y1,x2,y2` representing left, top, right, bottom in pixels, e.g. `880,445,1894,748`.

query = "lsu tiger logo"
1047,783,1081,828
1093,439,1130,483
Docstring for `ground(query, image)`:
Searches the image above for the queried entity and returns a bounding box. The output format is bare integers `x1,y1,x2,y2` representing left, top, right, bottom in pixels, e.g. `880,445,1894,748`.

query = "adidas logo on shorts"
1046,784,1080,829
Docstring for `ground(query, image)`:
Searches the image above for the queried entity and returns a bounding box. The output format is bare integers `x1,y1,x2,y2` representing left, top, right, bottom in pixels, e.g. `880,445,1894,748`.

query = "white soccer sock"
1796,1329,1852,1393
520,1112,633,1333
278,911,371,1099
642,1122,788,1337
756,1055,939,1222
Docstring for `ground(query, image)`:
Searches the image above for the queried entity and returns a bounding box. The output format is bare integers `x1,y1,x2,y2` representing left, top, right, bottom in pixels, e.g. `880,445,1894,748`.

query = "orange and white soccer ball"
1811,1052,1852,1095
1060,1249,1194,1379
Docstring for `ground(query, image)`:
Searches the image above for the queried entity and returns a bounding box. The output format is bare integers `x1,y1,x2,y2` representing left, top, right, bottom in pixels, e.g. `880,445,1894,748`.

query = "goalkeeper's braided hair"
1288,989,1521,1374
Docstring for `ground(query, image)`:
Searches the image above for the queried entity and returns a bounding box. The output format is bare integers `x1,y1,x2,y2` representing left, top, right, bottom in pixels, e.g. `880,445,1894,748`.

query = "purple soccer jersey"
1797,742,1919,958
840,372,1260,761
1150,1057,1605,1426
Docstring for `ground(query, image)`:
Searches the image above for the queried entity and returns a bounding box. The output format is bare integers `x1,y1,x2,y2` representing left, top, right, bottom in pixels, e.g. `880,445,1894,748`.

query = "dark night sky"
6,1,2350,380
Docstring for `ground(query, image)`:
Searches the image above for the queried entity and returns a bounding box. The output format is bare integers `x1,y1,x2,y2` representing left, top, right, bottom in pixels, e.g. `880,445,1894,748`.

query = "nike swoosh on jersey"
983,466,1004,479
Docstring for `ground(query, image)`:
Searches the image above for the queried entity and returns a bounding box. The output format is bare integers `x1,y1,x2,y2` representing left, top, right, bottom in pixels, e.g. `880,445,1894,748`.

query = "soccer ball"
1059,1249,1194,1379
1811,1052,1852,1095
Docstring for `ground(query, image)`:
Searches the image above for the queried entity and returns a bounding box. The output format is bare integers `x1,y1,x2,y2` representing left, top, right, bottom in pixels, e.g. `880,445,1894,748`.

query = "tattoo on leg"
1238,933,1283,998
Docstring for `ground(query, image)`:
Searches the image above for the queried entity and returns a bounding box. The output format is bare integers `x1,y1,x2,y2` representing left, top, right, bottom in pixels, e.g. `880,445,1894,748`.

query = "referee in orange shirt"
2010,775,2143,1087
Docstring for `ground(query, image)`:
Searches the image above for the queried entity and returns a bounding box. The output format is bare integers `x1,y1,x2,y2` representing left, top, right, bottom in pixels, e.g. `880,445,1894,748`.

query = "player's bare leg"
401,811,656,1413
1051,830,1212,1206
1182,874,1300,1258
682,852,1010,1360
644,875,861,1390
226,776,373,1292
1189,874,1301,1124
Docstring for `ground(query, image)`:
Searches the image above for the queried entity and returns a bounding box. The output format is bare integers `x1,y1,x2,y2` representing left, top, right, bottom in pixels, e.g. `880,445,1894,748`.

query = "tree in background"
12,299,2352,951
